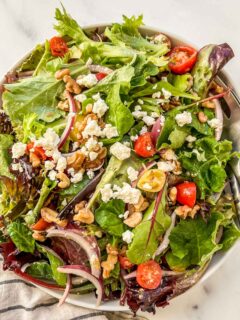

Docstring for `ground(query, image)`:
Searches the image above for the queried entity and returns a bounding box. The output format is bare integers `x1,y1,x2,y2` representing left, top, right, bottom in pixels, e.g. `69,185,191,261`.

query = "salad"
0,5,239,315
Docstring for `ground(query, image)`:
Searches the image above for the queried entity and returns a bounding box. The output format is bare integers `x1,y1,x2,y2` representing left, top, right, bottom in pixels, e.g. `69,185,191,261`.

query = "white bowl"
0,24,238,312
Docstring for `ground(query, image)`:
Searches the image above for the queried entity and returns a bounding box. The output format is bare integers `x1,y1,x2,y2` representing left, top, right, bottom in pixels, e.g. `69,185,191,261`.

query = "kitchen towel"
0,258,147,320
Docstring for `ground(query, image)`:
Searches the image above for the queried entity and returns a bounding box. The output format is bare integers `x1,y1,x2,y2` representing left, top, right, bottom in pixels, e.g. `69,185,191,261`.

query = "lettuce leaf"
7,221,35,253
18,44,45,72
127,186,171,264
26,261,53,280
221,222,240,251
0,134,14,179
95,199,126,237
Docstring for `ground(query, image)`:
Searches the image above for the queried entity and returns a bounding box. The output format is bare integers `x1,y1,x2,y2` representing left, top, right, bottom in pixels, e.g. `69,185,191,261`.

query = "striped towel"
0,258,147,320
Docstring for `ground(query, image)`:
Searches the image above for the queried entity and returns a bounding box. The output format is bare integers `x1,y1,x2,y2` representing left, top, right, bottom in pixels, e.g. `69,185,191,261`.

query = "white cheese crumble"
92,93,101,101
102,124,118,139
123,141,131,147
134,105,142,111
48,170,57,181
142,115,155,126
87,170,94,179
208,118,222,129
12,142,26,159
85,137,101,151
140,126,148,135
113,183,141,205
142,182,152,190
122,230,134,244
157,161,175,172
153,84,158,90
82,119,102,138
72,141,80,151
70,171,83,183
92,98,109,118
110,142,131,160
130,135,138,141
34,128,60,150
152,91,161,99
56,157,67,172
61,199,67,207
67,168,75,177
12,163,23,172
132,106,147,119
127,167,139,182
77,74,98,88
186,135,196,143
151,112,159,118
100,184,114,203
45,160,55,171
138,99,144,105
175,111,192,127
162,88,172,100
89,151,98,161
161,76,167,82
75,93,87,103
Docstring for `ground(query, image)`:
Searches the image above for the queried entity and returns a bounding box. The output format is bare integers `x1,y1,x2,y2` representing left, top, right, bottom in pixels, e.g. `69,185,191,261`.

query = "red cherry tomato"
96,72,107,81
176,181,197,208
136,260,162,289
27,142,47,160
49,36,68,57
168,46,197,74
31,218,52,231
134,133,156,158
119,255,135,269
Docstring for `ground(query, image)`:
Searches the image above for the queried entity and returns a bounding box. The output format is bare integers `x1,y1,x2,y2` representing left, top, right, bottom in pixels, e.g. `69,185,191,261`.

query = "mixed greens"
0,5,239,315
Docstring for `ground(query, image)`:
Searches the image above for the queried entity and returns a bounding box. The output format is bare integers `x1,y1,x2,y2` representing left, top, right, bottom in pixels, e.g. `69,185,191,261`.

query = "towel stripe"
0,279,35,287
69,313,105,320
0,300,58,314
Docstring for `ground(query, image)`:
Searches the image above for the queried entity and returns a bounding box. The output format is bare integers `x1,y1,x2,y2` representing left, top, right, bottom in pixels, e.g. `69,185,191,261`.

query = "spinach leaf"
95,199,126,237
127,186,171,264
7,221,35,253
0,134,14,179
26,261,53,280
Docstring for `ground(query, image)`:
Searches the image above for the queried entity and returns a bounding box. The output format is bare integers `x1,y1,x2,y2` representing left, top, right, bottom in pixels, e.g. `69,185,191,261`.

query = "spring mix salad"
0,6,239,315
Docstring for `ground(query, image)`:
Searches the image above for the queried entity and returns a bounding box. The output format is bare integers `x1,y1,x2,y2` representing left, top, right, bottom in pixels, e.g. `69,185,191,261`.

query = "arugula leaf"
127,186,171,264
3,75,64,126
166,212,225,270
95,199,126,237
7,221,35,253
26,261,53,280
18,44,45,72
37,244,67,286
0,134,14,179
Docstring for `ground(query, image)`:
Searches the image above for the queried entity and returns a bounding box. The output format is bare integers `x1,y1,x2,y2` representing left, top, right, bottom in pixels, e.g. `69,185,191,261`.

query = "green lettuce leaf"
26,261,53,280
127,186,171,264
7,221,35,253
0,134,14,179
221,222,240,251
95,199,126,237
18,44,45,72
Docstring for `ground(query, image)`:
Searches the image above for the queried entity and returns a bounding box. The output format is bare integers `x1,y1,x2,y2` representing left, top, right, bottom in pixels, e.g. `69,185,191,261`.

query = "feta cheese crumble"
100,184,114,203
92,98,109,118
12,142,26,159
45,160,55,171
82,119,102,138
87,170,94,179
110,142,131,160
122,230,134,244
12,163,23,172
157,161,175,172
77,74,98,88
186,135,197,143
208,118,222,129
75,93,87,103
127,167,139,182
140,126,148,135
102,124,118,139
48,170,57,181
142,115,155,126
175,111,192,127
89,151,98,161
152,91,161,99
113,183,141,205
162,88,172,100
70,171,83,183
130,135,138,141
34,128,60,150
56,156,67,172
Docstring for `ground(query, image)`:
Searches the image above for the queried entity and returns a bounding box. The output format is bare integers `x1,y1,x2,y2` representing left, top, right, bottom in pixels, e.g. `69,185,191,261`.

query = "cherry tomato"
27,142,47,160
176,181,196,208
119,255,135,269
136,260,162,289
168,46,197,74
134,133,156,158
96,72,107,81
49,36,68,57
69,114,85,141
31,218,52,231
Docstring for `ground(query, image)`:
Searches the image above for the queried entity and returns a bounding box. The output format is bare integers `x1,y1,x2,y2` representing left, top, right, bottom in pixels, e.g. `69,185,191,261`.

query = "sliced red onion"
153,211,176,258
123,270,137,280
58,91,77,150
151,117,163,146
57,265,103,307
71,276,88,285
88,64,113,75
58,273,71,306
214,98,223,141
46,229,101,278
91,160,105,172
14,269,64,291
20,263,32,273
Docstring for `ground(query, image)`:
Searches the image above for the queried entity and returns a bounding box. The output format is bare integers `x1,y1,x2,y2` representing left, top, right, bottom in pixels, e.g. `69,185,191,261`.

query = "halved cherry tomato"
119,255,134,269
96,72,107,81
27,142,47,160
168,46,197,74
136,260,162,289
134,133,156,158
31,218,52,231
176,181,196,208
49,36,68,57
69,114,85,141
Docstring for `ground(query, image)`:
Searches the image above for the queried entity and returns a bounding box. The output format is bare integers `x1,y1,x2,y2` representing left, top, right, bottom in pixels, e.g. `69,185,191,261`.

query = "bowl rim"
0,23,238,312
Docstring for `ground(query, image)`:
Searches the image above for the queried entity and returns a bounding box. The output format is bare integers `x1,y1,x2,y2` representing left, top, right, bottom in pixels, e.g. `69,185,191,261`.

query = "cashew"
106,244,118,256
57,100,69,111
55,68,70,80
169,187,177,204
124,211,143,228
29,152,41,168
56,172,70,189
198,111,208,123
202,101,215,109
32,231,46,242
73,204,94,224
101,254,118,279
133,195,149,212
67,151,86,171
41,207,68,227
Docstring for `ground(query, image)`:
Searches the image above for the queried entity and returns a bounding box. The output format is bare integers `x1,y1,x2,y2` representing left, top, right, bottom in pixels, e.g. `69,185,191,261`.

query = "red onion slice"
58,91,77,150
123,270,137,280
57,265,103,307
46,229,101,278
214,98,223,141
151,117,163,146
58,274,71,306
153,211,176,258
88,64,113,75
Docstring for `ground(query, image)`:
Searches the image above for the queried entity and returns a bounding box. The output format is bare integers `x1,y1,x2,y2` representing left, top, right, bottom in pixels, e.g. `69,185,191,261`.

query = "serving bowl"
1,24,239,312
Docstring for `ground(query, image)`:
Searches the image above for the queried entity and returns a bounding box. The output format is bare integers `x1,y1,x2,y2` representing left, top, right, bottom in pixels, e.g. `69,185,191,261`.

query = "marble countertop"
0,0,240,319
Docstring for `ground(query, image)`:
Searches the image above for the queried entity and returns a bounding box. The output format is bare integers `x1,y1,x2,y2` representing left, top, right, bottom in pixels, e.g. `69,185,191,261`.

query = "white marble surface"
0,0,240,319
